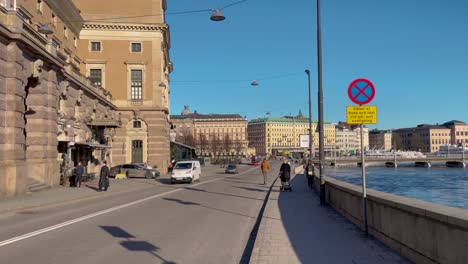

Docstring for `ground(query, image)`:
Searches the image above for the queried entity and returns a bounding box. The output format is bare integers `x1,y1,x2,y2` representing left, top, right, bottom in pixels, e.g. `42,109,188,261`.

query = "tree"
179,127,195,147
234,140,244,156
196,133,208,156
210,135,220,158
222,134,233,155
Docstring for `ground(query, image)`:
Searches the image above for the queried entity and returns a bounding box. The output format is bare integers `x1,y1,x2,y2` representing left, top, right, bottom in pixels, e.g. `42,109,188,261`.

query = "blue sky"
166,0,468,129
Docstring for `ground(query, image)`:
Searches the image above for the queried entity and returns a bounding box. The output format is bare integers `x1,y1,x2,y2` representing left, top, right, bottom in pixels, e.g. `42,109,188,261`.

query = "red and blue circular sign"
347,78,375,105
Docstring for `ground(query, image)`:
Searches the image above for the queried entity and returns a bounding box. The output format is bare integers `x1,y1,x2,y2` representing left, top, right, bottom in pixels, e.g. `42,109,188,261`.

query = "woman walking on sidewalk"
99,161,110,191
260,158,270,185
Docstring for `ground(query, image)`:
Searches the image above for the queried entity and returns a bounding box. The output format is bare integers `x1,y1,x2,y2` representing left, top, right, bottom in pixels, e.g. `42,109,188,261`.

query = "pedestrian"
74,161,84,188
305,160,315,189
99,161,110,192
260,158,270,185
279,159,291,183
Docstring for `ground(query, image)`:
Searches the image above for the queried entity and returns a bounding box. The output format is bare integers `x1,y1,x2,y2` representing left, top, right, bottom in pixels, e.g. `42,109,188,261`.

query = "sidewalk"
249,173,410,264
0,164,226,214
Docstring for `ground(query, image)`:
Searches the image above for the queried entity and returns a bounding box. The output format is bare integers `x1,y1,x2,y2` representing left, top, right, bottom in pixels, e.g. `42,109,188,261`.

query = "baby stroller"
279,175,292,192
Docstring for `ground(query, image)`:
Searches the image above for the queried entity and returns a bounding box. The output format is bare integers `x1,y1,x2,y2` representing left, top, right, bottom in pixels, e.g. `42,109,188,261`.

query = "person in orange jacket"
260,158,270,185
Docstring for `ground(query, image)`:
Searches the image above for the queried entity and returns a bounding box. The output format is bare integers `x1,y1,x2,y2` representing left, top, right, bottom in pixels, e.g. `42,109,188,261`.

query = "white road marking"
0,177,223,247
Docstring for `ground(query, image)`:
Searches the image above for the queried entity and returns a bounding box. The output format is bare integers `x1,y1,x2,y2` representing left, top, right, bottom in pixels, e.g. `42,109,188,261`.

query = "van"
170,160,201,184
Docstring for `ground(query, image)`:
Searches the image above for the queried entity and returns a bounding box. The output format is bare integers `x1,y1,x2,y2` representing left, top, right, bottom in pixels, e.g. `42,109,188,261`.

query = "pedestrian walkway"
0,164,228,214
249,173,410,264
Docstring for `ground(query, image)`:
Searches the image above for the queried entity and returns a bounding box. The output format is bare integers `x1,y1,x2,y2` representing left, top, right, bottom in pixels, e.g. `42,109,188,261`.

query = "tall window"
131,70,143,100
63,26,68,39
52,13,57,27
89,69,102,86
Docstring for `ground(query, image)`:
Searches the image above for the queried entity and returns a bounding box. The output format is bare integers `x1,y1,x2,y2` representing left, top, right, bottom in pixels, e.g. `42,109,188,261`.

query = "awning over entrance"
89,120,120,127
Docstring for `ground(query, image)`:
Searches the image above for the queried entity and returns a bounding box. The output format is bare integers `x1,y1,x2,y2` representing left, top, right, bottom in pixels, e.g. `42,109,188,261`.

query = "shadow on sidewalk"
85,185,100,192
276,174,410,263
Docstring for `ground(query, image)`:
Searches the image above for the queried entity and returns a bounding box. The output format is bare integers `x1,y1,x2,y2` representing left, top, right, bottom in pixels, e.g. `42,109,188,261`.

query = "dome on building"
181,105,192,116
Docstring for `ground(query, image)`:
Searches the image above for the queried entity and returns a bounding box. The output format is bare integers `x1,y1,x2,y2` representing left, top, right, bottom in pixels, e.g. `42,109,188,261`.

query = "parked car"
171,160,201,184
225,164,238,174
110,163,160,179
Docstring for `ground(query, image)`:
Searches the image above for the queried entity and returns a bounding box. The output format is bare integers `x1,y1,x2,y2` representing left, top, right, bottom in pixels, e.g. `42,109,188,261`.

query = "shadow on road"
100,225,176,264
234,186,266,192
162,197,256,219
184,187,264,201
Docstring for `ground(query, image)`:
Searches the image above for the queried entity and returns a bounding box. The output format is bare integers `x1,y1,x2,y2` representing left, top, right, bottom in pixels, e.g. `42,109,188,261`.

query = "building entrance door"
131,140,143,163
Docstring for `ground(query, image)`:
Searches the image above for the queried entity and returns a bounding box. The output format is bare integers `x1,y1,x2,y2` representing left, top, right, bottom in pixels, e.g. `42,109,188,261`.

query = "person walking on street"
99,161,110,191
74,161,84,188
279,159,291,183
260,158,270,185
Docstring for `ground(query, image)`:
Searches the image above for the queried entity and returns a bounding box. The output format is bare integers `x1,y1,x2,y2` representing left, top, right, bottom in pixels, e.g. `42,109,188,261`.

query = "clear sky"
165,0,468,130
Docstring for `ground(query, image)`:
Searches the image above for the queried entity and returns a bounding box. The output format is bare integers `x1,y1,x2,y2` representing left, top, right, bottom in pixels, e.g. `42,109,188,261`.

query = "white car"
170,161,201,184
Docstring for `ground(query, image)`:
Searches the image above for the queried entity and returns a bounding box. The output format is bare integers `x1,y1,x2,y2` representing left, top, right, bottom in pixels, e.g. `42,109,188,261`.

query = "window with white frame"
131,42,142,53
90,41,101,52
64,26,68,39
74,37,77,47
89,69,102,86
131,70,143,100
51,13,57,27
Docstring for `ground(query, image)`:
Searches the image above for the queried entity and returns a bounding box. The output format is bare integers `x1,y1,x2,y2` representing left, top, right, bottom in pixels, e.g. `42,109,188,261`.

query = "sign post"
347,78,376,236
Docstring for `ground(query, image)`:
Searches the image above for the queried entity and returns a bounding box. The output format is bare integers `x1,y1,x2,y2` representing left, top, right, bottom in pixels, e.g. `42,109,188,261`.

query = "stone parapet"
314,174,468,264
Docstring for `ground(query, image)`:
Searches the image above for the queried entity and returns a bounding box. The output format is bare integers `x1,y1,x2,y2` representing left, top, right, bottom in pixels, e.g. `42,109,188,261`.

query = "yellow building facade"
248,117,336,157
74,0,172,170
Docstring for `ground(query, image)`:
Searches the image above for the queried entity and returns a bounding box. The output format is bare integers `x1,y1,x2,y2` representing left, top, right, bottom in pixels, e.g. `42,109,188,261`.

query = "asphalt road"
0,163,277,264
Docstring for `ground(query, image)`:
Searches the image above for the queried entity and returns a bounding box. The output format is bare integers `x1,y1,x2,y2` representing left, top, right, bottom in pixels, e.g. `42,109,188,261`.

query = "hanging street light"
210,9,226,21
251,80,259,86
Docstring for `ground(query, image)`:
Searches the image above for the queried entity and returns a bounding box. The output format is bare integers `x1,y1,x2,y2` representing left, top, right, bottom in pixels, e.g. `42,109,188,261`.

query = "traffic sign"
346,105,377,124
348,78,375,105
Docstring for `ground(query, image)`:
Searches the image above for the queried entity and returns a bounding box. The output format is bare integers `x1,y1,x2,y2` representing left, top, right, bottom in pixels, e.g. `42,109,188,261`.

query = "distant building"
393,124,451,153
335,127,357,155
336,122,369,152
171,109,248,158
248,116,336,157
443,120,468,148
369,130,392,150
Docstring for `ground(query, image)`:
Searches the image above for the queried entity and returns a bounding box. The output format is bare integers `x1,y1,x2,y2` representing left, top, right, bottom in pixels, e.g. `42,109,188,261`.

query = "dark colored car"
225,164,238,174
110,163,160,179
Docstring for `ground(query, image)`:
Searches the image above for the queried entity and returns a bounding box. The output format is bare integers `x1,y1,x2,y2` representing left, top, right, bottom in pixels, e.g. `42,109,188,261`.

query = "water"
325,164,468,210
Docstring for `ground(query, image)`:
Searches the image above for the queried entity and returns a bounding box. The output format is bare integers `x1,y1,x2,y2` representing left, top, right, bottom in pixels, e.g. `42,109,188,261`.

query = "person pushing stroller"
278,159,292,192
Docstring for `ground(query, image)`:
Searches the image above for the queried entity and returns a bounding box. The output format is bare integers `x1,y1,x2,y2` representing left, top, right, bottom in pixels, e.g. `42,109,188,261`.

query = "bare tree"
210,135,220,159
234,140,244,156
196,133,208,156
222,134,233,155
179,127,196,147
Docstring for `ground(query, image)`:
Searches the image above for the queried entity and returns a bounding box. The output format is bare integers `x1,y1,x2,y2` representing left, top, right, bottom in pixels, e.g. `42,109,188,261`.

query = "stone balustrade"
311,173,468,264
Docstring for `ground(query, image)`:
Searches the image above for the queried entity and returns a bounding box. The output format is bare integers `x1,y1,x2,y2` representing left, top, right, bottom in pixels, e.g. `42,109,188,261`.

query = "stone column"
0,40,27,197
24,59,59,187
143,110,169,172
112,111,131,166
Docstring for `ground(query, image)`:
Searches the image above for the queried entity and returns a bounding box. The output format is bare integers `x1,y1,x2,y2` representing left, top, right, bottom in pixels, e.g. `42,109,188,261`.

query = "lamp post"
305,70,313,161
316,0,325,205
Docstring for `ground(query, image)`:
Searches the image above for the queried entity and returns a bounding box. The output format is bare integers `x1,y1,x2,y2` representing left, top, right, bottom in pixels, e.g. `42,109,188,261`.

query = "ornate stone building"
74,0,172,170
0,0,118,197
171,108,248,158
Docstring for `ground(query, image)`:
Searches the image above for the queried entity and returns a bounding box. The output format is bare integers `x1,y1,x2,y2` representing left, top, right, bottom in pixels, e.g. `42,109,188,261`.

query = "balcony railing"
130,99,143,105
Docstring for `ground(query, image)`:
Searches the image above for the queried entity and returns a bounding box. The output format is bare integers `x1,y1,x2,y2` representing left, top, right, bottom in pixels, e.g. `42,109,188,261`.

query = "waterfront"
326,165,468,210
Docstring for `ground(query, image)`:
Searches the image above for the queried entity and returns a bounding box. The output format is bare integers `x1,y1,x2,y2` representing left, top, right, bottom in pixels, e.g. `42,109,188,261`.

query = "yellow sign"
346,106,377,124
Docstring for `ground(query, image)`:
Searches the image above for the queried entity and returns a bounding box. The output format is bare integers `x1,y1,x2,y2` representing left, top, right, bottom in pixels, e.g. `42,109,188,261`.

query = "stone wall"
313,174,468,264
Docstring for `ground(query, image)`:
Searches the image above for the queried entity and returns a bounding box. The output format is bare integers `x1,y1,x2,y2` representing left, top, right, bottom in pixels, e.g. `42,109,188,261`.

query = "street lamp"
316,0,326,205
305,70,313,161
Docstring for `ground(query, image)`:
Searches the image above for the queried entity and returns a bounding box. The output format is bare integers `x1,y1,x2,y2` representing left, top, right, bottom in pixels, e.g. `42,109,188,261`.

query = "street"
0,164,275,264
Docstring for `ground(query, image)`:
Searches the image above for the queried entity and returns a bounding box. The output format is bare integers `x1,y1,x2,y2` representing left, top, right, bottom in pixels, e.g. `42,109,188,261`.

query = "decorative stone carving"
92,99,98,112
58,81,69,98
133,110,141,120
76,90,84,105
32,59,43,78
